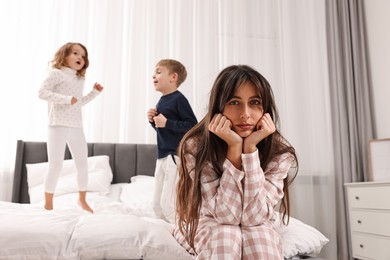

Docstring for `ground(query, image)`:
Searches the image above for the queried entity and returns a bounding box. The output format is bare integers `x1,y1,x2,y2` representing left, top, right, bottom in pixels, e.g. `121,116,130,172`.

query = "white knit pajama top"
38,67,100,128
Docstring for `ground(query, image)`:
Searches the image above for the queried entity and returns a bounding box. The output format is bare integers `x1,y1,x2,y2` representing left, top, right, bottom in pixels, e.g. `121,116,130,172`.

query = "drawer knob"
355,196,359,200
357,220,362,224
360,244,364,248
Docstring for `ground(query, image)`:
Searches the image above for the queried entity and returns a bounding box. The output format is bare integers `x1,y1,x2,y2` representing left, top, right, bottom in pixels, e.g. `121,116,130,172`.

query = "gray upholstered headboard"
12,140,157,203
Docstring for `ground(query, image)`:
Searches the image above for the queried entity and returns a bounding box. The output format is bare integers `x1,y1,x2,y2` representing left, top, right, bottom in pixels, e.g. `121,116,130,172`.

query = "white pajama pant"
153,154,179,224
44,126,88,193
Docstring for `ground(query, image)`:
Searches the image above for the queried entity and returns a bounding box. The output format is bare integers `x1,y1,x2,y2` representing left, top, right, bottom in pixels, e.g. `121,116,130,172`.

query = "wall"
364,0,390,138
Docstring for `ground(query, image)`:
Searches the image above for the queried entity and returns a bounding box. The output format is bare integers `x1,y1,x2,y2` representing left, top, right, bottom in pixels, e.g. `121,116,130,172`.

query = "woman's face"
222,81,264,138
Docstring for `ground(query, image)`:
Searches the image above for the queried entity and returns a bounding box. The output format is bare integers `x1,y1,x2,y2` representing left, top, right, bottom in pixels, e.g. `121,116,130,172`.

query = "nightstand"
344,181,390,260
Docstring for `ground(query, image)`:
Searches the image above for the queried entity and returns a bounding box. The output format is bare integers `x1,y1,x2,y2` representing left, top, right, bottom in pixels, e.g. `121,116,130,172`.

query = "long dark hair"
176,65,298,251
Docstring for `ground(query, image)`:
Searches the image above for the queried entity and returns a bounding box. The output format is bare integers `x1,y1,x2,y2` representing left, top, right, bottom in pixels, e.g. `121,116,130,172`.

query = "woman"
174,65,298,259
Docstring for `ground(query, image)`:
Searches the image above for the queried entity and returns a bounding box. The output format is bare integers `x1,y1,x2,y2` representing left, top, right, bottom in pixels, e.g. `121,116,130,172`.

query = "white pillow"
106,183,128,201
120,176,155,217
274,213,329,258
130,175,155,183
26,155,113,203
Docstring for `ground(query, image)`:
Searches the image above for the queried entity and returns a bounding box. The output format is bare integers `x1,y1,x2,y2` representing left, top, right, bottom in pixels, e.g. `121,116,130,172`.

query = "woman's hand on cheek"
257,113,276,136
244,113,276,153
208,113,242,147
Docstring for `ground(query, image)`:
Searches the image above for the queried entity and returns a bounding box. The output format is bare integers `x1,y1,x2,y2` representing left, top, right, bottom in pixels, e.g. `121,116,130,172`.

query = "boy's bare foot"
78,200,94,213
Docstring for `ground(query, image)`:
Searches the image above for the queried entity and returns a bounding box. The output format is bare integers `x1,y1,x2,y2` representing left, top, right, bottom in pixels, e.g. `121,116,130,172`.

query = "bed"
2,140,329,260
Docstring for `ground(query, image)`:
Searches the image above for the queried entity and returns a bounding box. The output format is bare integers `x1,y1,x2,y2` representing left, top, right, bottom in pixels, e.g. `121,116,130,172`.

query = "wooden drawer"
347,186,390,210
352,233,390,260
350,210,390,236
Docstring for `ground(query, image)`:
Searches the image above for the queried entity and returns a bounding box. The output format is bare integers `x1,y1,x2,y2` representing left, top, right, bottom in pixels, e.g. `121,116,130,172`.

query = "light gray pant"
153,155,179,223
44,126,88,193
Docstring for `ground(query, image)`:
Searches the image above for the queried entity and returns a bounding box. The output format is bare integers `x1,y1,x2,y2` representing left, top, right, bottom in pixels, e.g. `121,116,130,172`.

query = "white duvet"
0,178,328,260
0,192,193,260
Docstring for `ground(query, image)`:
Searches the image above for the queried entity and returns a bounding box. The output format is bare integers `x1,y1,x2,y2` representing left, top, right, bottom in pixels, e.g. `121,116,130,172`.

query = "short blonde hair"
157,59,187,87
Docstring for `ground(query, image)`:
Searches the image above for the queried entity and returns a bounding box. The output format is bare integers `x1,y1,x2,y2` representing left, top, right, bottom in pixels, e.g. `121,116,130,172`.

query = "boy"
147,59,198,223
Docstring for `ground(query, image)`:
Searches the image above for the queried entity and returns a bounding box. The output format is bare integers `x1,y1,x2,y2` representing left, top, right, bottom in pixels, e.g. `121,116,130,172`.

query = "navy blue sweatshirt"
150,90,198,159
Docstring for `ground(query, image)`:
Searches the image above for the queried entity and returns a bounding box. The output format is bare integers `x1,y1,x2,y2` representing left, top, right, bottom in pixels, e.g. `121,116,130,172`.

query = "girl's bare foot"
44,192,54,210
78,200,94,213
78,191,93,213
44,204,53,210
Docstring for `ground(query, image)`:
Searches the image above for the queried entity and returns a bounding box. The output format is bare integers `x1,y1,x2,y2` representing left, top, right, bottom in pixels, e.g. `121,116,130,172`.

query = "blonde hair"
157,59,187,87
50,42,89,77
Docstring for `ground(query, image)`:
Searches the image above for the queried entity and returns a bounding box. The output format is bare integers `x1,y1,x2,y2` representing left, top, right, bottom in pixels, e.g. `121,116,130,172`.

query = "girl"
38,42,103,213
174,65,298,259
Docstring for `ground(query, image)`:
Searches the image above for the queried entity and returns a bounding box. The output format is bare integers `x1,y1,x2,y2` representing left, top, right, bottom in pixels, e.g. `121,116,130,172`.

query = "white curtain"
0,0,336,258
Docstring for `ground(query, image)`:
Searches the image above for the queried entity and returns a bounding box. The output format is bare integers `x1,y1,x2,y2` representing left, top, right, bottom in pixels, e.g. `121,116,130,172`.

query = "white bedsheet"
0,192,194,260
1,202,79,260
1,180,328,259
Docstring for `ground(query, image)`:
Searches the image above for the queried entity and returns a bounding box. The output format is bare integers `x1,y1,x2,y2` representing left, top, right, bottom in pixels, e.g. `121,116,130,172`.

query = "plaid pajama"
175,139,293,260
